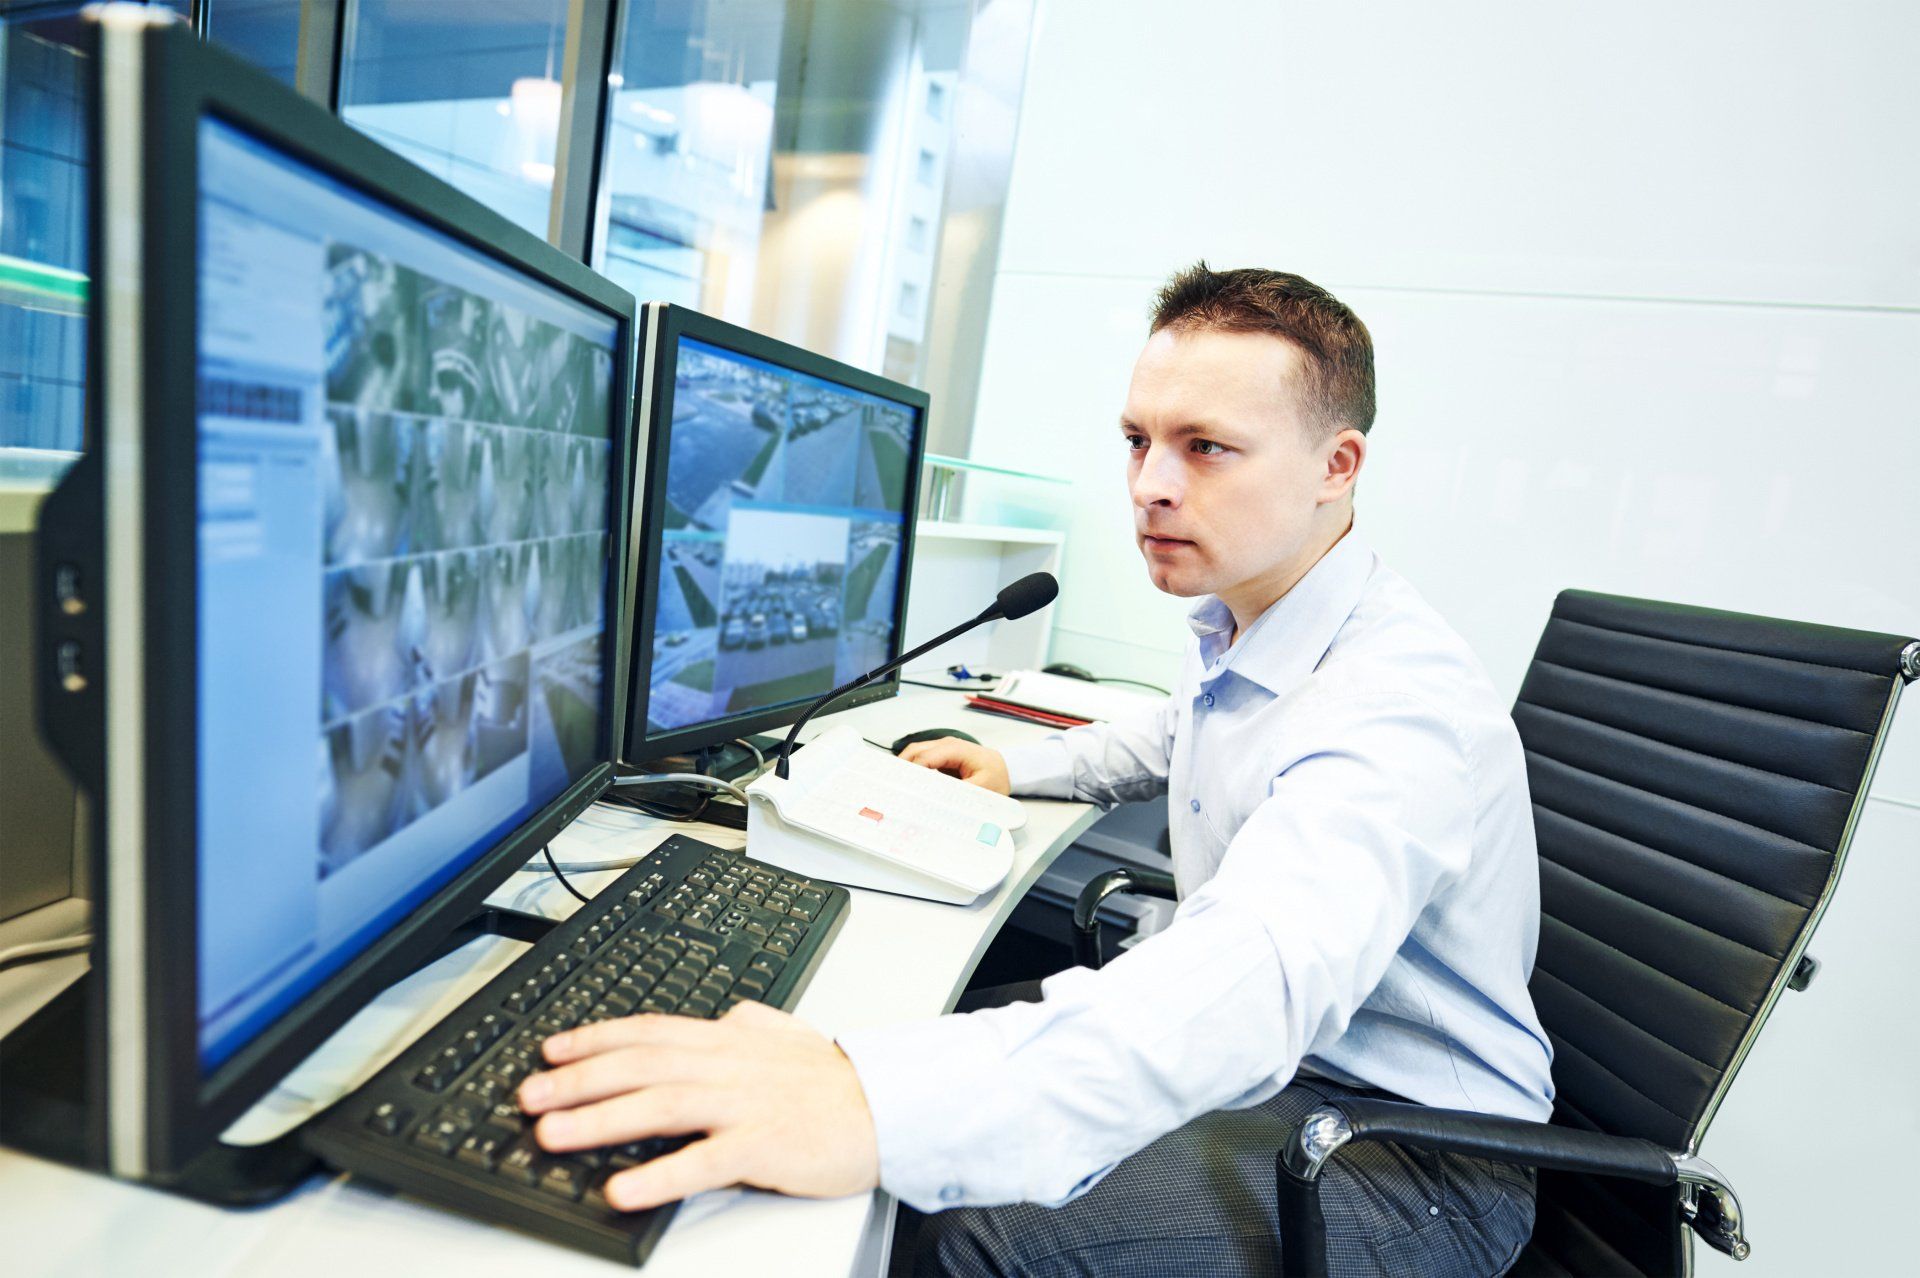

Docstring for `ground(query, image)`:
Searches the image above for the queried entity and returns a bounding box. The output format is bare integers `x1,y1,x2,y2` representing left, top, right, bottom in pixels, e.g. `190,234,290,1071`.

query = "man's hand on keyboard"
517,1002,880,1210
899,738,1011,794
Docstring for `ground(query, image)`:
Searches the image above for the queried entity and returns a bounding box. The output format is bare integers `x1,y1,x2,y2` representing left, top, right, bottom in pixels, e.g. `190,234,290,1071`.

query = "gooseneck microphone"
774,571,1059,779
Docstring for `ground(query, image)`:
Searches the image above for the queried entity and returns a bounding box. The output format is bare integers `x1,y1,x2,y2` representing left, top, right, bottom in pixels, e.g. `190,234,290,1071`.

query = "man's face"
1121,327,1348,612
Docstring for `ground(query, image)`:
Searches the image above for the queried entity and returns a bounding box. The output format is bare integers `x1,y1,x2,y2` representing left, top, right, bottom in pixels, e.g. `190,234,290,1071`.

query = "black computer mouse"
1042,662,1097,682
890,727,981,755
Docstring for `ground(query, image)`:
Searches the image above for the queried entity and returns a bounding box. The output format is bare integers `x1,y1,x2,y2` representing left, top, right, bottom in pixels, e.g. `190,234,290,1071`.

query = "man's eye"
1191,439,1225,456
1123,434,1147,451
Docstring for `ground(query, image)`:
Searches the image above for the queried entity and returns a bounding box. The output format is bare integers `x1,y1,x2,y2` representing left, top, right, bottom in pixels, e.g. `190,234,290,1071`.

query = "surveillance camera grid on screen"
647,338,912,734
319,243,614,878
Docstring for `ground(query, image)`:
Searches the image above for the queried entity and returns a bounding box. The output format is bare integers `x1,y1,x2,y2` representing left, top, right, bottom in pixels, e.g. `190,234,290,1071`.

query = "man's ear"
1320,428,1367,504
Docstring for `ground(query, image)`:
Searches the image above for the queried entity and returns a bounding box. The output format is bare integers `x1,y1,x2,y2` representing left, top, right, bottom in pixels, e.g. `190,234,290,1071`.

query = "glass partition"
591,0,1003,397
204,0,301,87
0,0,1037,481
339,0,572,240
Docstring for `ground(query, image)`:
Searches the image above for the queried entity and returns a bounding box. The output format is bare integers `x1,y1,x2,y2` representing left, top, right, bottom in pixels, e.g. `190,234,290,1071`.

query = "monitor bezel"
622,303,931,764
130,27,637,1171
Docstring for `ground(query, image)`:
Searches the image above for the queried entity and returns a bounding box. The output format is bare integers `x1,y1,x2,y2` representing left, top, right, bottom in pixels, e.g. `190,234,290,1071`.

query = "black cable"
1097,676,1172,695
903,677,991,691
543,843,591,904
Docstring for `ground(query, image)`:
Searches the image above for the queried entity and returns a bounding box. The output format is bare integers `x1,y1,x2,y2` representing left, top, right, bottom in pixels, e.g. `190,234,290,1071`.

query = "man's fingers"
518,1045,718,1115
901,739,970,772
543,1013,722,1064
603,1132,756,1212
534,1082,732,1153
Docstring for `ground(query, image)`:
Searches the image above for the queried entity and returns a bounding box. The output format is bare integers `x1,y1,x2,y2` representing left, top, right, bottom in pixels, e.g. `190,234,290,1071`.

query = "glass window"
204,0,302,87
591,0,980,381
339,0,572,241
0,9,90,475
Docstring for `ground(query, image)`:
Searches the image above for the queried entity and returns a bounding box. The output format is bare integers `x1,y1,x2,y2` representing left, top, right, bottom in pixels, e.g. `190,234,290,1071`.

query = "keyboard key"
733,974,768,999
458,1077,502,1109
602,988,639,1015
456,1129,509,1170
497,1138,541,1185
503,983,540,1014
485,1102,528,1134
539,1161,587,1201
412,1108,473,1156
749,954,785,978
365,1101,411,1136
681,995,716,1019
413,1062,455,1094
764,938,793,957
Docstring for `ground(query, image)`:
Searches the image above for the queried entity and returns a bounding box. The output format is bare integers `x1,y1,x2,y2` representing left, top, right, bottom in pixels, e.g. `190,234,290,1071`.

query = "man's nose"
1131,445,1181,508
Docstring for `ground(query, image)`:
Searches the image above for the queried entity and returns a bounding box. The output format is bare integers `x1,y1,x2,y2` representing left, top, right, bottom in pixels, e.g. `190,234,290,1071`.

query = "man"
516,265,1555,1275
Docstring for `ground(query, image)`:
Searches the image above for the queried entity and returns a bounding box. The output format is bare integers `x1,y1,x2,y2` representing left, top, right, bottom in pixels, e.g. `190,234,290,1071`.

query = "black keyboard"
303,835,850,1265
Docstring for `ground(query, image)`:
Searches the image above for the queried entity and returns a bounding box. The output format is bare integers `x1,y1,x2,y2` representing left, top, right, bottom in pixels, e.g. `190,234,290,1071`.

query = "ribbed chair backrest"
1510,590,1913,1276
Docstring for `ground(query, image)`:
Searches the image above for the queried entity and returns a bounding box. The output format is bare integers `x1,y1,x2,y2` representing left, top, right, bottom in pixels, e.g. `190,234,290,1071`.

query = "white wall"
970,2,1920,1272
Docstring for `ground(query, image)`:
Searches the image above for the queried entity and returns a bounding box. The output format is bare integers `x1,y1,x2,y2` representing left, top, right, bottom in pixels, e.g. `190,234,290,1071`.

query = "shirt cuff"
999,736,1077,800
837,1015,1023,1211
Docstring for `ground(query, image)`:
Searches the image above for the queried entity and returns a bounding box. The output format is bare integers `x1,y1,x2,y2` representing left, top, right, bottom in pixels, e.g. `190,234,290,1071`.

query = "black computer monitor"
622,305,930,766
17,13,634,1188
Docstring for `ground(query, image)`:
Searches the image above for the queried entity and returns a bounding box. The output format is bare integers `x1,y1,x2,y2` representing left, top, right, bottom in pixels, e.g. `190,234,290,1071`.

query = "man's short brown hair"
1150,263,1376,437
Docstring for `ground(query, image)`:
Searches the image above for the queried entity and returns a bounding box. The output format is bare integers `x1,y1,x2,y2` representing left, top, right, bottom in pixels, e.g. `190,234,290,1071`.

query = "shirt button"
1189,799,1201,813
940,1184,965,1204
1202,693,1215,707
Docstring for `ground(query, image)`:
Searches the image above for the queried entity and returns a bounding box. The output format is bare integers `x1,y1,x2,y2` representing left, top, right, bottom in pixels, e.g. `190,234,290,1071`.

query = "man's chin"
1142,561,1212,598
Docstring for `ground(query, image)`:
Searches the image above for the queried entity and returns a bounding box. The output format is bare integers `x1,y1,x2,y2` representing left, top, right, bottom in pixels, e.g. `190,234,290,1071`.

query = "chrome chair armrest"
1273,1098,1750,1277
1070,866,1176,969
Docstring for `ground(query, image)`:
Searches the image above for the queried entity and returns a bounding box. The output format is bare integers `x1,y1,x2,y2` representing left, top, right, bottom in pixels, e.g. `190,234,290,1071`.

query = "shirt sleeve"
837,691,1475,1211
996,694,1178,808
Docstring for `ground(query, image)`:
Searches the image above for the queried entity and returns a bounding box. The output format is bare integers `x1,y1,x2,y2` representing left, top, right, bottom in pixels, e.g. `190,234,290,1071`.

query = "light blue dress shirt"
837,529,1555,1212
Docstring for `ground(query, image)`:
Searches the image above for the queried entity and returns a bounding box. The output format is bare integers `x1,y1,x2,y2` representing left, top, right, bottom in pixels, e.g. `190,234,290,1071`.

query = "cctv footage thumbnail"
319,244,613,876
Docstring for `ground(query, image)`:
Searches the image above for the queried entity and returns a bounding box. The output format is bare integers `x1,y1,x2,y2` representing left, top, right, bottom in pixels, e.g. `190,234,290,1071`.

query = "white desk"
2,689,1102,1277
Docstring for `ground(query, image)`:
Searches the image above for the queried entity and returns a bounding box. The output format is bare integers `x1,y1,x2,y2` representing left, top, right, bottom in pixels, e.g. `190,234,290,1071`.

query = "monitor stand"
0,901,560,1206
632,732,782,785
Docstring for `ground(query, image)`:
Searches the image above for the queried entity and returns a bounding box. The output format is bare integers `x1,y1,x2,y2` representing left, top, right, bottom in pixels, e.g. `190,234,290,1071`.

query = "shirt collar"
1187,527,1377,694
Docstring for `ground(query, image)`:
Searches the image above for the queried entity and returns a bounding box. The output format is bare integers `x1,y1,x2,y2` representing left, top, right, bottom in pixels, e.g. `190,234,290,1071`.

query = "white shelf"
916,519,1064,547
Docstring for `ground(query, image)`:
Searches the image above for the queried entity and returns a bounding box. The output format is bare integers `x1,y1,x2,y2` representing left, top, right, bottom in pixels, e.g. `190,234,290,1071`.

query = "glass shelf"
920,452,1070,530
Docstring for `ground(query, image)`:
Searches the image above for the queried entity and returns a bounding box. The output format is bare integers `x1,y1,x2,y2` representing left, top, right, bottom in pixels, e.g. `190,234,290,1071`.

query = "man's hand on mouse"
518,1003,880,1211
899,738,1011,794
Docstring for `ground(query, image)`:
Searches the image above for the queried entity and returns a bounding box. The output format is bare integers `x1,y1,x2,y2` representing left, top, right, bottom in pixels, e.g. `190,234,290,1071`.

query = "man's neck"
1220,514,1355,641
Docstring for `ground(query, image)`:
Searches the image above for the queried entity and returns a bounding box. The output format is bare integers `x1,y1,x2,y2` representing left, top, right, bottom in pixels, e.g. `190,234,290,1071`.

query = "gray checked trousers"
898,983,1536,1278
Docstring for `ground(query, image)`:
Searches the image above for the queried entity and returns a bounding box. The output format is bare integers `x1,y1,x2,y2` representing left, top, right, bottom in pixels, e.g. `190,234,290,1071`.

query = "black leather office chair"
1073,590,1918,1276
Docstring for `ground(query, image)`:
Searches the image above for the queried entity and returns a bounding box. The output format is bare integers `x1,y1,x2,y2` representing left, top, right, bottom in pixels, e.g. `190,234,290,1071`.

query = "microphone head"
992,572,1059,621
